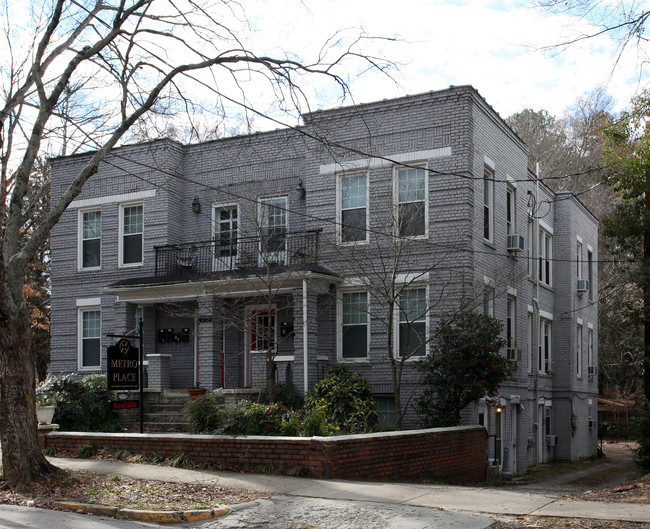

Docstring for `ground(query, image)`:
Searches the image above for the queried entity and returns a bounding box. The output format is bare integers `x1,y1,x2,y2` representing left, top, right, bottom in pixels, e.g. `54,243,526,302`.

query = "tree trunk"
0,295,57,488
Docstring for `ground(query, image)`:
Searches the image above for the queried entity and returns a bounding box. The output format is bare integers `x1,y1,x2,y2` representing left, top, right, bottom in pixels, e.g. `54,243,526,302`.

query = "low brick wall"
40,425,486,483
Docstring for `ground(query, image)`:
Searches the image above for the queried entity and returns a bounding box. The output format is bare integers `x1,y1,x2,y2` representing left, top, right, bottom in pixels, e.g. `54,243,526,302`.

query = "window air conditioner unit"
588,419,596,429
545,435,558,447
507,234,525,252
588,365,598,376
577,279,589,292
507,348,521,362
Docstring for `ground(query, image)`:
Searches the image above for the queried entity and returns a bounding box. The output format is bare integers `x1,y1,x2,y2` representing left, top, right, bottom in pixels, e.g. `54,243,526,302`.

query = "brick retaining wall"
40,425,487,483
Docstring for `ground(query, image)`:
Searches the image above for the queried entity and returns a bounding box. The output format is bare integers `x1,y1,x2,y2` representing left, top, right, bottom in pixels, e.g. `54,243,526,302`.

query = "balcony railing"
155,230,320,278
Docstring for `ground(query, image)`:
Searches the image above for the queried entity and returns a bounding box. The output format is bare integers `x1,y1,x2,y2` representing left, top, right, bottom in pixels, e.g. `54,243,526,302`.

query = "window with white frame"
214,205,238,261
538,228,552,286
79,308,101,369
398,287,427,357
341,291,369,359
587,246,594,301
259,196,287,261
507,296,516,348
79,209,101,269
588,327,594,370
576,323,583,377
539,318,552,373
396,167,426,237
340,173,368,243
506,184,516,236
120,203,143,266
576,240,583,279
484,166,494,242
250,308,276,352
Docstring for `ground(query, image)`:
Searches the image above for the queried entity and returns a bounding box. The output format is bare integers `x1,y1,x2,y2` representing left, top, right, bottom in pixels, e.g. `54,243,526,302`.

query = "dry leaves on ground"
0,471,268,511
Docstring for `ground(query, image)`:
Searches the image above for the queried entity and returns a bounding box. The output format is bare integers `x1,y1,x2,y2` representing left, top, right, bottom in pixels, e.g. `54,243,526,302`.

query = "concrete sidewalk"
49,457,650,524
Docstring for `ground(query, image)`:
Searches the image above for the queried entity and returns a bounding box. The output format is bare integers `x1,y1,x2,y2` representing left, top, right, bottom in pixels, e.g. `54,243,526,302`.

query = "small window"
398,288,427,357
376,397,396,428
340,173,367,243
397,167,426,237
80,209,101,269
341,292,368,359
79,308,101,369
120,203,143,266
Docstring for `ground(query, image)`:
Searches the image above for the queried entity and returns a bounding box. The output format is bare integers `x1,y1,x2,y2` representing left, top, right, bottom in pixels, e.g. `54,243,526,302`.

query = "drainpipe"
303,278,309,394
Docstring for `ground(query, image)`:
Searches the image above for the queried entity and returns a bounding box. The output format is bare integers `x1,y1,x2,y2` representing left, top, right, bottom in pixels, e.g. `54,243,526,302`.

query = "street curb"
56,501,230,524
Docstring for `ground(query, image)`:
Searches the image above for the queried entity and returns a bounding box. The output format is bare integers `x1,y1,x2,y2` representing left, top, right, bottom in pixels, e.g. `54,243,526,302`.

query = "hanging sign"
107,338,139,390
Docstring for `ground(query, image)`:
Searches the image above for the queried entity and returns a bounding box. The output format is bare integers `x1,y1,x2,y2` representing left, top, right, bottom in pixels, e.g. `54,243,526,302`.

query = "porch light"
296,179,306,200
192,196,201,214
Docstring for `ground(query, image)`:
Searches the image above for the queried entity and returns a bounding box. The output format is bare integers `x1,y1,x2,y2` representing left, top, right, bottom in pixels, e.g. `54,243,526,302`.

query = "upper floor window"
483,166,494,242
120,203,143,266
397,167,426,237
576,323,583,377
587,249,594,301
587,326,594,370
398,287,428,357
79,209,101,269
539,318,552,373
506,184,516,236
538,228,552,286
259,196,287,262
340,173,368,243
483,285,494,317
213,205,238,270
79,308,101,369
576,239,583,279
340,291,369,360
506,296,516,349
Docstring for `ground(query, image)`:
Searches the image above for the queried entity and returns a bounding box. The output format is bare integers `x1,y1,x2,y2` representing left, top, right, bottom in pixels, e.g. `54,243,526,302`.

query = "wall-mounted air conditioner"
577,279,589,292
507,348,521,362
545,435,558,446
588,419,596,429
507,234,525,252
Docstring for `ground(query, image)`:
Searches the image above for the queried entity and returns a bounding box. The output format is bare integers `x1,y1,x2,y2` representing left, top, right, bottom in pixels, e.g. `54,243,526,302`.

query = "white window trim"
78,207,102,271
337,289,370,362
506,183,516,237
539,318,552,374
212,203,239,270
394,165,429,239
507,295,517,349
119,201,144,268
576,239,583,279
78,306,101,371
539,227,553,287
393,284,430,359
587,326,594,368
246,304,277,354
337,172,369,245
576,323,583,378
483,165,495,243
527,310,533,374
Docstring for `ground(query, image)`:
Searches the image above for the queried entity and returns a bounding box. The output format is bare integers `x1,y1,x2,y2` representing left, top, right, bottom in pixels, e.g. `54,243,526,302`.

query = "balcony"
155,230,320,278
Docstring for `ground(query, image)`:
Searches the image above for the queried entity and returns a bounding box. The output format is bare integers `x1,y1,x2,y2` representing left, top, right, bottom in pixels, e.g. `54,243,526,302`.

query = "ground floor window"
79,308,101,369
376,396,396,428
341,291,369,359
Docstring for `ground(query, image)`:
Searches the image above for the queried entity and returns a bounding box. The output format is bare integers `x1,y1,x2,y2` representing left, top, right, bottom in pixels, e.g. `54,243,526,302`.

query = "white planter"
36,406,56,425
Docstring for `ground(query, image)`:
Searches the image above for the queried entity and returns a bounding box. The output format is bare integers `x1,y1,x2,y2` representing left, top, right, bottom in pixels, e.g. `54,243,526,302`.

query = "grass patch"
522,457,604,482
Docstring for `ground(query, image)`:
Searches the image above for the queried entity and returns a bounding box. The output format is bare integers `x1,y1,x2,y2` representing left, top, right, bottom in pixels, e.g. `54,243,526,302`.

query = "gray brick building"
50,85,598,475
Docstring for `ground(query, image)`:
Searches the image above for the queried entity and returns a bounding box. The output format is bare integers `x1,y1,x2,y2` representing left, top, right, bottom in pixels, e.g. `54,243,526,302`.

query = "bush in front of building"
36,373,122,432
305,367,378,434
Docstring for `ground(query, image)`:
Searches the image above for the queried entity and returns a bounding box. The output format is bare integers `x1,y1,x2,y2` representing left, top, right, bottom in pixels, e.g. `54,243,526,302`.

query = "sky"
244,0,649,121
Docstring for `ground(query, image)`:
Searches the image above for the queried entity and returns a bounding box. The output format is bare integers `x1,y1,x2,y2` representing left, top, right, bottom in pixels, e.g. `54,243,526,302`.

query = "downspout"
303,278,309,394
533,162,541,464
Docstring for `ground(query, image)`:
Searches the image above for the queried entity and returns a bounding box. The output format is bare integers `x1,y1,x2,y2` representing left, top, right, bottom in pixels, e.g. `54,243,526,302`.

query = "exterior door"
259,197,287,265
213,205,238,271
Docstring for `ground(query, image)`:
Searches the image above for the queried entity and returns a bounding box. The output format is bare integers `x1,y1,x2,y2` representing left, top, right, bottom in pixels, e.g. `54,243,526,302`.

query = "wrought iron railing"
155,230,320,277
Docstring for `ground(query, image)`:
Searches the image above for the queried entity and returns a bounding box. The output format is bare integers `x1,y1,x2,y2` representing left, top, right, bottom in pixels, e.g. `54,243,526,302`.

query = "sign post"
107,319,145,433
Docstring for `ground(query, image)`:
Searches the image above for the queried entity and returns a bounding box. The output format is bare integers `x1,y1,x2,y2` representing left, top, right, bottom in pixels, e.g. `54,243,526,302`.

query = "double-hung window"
576,239,583,279
506,184,516,236
507,296,516,349
79,209,101,269
397,167,426,237
398,288,427,357
79,308,101,369
538,228,552,286
340,173,367,243
587,249,594,301
341,291,369,360
588,327,594,372
120,203,143,266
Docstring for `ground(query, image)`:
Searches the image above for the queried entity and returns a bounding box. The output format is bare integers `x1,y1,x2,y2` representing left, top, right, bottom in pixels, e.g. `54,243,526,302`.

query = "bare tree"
0,0,391,487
